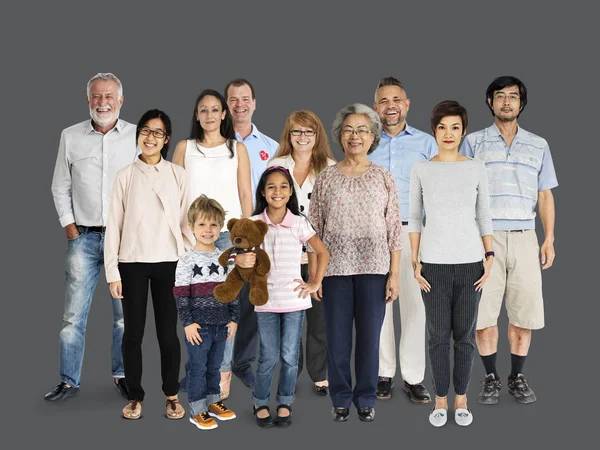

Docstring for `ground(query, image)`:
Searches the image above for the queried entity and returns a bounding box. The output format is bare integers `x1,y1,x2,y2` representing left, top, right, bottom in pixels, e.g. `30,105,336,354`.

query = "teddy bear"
213,217,271,306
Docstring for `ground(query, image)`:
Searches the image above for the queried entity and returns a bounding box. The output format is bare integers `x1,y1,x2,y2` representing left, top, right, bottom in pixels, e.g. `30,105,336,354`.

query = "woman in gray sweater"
408,101,493,427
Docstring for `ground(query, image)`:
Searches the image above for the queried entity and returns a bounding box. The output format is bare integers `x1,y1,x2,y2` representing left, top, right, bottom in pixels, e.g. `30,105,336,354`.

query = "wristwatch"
485,251,495,259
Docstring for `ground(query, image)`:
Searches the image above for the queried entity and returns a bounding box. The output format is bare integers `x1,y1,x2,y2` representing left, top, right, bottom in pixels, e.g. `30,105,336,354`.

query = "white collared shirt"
51,119,138,227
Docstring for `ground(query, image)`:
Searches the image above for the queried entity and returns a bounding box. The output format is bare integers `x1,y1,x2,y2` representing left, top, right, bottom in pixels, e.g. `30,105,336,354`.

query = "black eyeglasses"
290,129,315,137
139,127,167,139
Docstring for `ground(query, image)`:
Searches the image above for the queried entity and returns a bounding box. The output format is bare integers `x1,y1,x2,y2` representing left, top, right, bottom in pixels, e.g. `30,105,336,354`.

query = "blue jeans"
253,311,305,406
185,324,229,415
215,231,234,373
59,226,124,387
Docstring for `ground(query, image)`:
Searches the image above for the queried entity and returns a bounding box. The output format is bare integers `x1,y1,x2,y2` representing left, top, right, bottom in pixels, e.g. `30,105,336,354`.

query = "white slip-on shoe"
429,408,448,427
455,408,473,426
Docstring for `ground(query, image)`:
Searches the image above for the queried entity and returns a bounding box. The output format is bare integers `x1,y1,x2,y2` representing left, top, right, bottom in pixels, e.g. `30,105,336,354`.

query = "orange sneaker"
189,411,218,430
208,401,237,421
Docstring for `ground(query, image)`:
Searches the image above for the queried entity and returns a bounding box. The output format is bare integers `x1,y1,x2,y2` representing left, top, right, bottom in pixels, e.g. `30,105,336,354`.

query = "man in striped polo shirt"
461,76,558,405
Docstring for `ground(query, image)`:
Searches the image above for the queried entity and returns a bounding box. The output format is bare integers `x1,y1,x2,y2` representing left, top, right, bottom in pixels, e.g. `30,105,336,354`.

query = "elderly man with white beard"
368,76,437,403
46,73,138,402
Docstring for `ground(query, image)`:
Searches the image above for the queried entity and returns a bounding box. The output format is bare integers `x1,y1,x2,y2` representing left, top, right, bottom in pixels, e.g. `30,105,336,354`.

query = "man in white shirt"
45,73,138,402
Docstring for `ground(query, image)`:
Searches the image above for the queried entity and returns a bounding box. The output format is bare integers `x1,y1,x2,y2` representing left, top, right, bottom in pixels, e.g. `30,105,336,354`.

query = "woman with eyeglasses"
267,110,335,396
308,104,402,423
105,109,195,420
173,89,253,400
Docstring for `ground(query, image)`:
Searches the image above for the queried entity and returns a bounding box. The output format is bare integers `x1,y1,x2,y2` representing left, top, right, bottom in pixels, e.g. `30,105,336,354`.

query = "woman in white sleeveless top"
173,89,252,400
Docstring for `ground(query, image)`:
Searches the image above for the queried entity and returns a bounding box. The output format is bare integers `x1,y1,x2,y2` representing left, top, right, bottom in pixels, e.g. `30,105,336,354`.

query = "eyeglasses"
342,128,372,137
138,127,167,139
290,129,315,137
493,92,520,102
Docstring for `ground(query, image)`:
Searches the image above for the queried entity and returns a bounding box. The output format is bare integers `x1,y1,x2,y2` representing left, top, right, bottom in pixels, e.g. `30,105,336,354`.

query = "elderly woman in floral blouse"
309,104,402,423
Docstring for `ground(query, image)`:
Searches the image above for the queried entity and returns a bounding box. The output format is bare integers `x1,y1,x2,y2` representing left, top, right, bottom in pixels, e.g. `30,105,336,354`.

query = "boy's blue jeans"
185,324,229,415
253,311,305,406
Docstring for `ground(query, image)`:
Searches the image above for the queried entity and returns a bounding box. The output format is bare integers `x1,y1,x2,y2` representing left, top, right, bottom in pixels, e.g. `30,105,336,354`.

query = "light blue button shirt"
235,124,279,195
368,124,437,221
461,123,558,231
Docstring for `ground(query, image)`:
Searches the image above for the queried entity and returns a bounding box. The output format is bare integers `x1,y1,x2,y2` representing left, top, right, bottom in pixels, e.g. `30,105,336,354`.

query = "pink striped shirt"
251,209,316,313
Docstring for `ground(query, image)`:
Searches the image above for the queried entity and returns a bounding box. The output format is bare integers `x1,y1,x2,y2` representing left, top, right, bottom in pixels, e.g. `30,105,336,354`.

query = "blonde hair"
273,110,335,176
187,195,226,227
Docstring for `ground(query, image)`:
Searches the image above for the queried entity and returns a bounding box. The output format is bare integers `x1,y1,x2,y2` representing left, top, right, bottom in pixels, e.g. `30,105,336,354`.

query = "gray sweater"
408,158,493,264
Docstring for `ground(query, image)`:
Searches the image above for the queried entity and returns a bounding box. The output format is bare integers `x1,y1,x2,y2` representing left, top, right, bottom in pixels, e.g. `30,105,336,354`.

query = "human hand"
385,273,399,303
234,252,256,268
109,281,123,299
185,323,202,345
413,262,431,293
540,240,555,269
226,321,238,340
65,223,80,239
293,279,321,299
474,257,494,292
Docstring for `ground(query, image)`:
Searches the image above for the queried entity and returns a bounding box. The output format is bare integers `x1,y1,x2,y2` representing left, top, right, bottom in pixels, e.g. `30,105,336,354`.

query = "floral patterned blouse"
309,163,403,276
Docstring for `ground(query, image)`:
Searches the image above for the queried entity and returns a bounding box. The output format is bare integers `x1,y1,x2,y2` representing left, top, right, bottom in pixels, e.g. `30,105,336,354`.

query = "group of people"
46,73,557,429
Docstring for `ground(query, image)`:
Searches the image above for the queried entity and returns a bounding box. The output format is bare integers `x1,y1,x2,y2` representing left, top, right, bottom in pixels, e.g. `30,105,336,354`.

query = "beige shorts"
477,230,544,330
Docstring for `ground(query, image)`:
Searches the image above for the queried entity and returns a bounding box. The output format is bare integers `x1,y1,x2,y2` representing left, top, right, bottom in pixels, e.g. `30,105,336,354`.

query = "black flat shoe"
403,381,431,403
331,407,350,422
253,405,275,428
357,407,375,422
314,385,328,396
275,404,292,428
44,382,79,402
115,378,129,399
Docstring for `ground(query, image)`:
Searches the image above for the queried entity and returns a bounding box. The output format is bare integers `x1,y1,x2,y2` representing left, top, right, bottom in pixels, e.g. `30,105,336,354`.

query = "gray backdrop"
2,0,595,447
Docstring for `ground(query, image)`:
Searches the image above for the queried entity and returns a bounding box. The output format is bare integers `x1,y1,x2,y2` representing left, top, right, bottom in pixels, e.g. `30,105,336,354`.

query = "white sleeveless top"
184,139,242,231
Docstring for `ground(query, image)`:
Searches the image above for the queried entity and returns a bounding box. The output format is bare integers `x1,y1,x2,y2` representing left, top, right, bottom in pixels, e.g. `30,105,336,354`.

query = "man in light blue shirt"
223,78,278,393
460,76,558,405
369,77,436,403
226,78,279,194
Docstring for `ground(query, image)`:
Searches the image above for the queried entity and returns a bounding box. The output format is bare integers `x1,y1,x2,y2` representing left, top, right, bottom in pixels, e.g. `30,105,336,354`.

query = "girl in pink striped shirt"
237,166,328,428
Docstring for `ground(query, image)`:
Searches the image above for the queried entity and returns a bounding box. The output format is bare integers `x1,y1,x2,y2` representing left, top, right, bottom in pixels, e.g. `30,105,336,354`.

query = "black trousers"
322,274,387,409
119,262,181,401
297,264,328,383
420,262,483,397
232,282,259,374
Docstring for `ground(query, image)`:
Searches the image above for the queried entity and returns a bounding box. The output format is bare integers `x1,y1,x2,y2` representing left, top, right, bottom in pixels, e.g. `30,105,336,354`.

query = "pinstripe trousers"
421,262,484,397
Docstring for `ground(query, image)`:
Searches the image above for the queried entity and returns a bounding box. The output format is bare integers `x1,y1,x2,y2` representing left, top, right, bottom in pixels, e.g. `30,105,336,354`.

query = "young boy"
174,195,240,430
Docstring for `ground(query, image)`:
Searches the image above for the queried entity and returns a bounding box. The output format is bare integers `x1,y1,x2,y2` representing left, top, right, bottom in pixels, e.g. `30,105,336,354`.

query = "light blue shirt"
460,123,558,231
235,124,279,195
368,124,437,221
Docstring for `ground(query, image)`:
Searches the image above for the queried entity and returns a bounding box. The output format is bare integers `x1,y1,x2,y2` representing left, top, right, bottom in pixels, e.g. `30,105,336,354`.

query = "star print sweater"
173,248,240,327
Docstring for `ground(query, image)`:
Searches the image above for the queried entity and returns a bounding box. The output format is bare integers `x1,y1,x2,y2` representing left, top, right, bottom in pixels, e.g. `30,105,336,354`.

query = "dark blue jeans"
322,274,387,409
185,324,229,415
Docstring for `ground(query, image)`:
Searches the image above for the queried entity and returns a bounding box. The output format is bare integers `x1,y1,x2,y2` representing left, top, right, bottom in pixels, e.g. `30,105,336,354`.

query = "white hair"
86,73,123,98
331,103,382,154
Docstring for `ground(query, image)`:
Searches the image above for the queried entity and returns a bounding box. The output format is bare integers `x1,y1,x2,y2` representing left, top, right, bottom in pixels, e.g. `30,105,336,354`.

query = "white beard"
89,107,120,127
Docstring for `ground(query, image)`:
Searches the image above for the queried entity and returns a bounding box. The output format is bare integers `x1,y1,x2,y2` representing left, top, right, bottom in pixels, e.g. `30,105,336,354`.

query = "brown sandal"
123,400,142,420
165,398,185,420
219,371,232,400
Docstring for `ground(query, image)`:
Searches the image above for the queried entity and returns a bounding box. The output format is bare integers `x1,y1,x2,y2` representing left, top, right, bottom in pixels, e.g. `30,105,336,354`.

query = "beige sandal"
219,371,232,400
123,400,142,420
165,398,185,420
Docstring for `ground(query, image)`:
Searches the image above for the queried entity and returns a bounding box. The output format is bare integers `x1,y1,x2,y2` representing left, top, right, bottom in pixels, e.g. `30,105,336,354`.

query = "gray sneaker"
508,373,537,404
476,374,502,405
